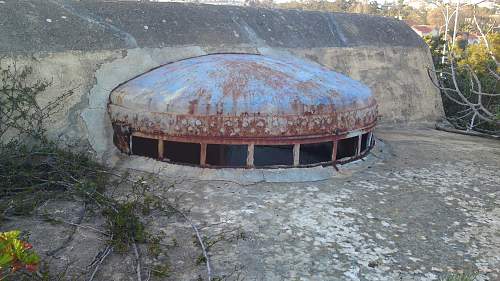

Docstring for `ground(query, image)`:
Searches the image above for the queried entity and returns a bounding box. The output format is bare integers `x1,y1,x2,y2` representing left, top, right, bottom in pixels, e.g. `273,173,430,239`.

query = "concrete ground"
168,127,500,281
2,127,499,281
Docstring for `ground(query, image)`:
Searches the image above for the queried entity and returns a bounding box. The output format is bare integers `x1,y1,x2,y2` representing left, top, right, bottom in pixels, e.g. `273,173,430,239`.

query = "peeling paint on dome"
108,54,376,141
107,54,377,167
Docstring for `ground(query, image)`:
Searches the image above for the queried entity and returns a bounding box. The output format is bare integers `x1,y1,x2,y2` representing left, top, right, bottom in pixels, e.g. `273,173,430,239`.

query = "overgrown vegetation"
0,230,40,279
0,61,244,280
427,32,499,134
439,271,479,281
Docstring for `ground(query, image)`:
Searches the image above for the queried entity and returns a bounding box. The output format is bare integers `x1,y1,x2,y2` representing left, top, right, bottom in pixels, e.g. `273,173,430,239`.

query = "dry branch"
87,245,113,281
166,203,212,281
132,242,143,281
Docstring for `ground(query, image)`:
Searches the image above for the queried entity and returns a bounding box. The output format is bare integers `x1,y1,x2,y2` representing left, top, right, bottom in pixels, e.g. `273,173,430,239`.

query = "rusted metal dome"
108,54,377,168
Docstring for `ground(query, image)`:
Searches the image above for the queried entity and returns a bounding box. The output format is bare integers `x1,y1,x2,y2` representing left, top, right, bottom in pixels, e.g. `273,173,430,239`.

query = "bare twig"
44,217,110,237
473,6,498,65
87,244,113,281
427,58,500,130
46,202,87,257
165,203,212,281
132,242,143,281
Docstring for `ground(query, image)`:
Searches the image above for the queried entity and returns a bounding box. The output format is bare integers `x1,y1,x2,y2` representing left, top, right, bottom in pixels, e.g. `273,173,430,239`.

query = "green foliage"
0,61,162,280
147,234,165,259
0,141,108,221
0,60,233,280
0,230,40,278
439,272,478,281
426,30,500,132
103,202,146,253
0,60,117,280
152,263,171,278
424,35,446,67
459,33,500,74
0,63,48,140
0,62,72,142
195,254,207,266
0,61,106,220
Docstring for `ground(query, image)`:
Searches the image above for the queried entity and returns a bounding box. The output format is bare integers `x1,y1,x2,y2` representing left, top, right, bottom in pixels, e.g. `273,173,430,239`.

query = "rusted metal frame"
129,123,376,146
200,143,207,166
147,135,375,169
158,140,164,160
253,142,375,169
201,135,376,169
108,103,377,142
115,117,376,145
121,126,376,169
332,140,338,162
161,144,370,169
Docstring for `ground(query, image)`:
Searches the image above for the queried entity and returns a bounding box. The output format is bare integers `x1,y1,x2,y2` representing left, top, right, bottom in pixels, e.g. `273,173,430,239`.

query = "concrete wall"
0,1,444,163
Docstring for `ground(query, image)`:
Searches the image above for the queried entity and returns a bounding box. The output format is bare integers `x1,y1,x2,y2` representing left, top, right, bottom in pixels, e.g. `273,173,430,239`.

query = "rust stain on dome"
108,54,377,149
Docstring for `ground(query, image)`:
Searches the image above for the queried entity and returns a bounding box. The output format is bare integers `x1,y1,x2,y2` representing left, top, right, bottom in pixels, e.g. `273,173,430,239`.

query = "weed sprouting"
440,272,479,281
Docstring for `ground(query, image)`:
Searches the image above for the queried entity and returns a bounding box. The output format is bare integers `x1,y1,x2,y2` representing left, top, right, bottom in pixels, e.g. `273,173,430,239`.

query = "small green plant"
0,230,40,279
147,235,163,258
103,202,146,253
152,263,171,278
440,271,478,281
171,237,178,247
195,254,207,266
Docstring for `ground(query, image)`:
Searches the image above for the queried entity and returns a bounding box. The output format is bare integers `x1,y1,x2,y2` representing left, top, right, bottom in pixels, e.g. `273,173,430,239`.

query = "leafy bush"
427,33,499,133
0,230,40,278
440,271,478,281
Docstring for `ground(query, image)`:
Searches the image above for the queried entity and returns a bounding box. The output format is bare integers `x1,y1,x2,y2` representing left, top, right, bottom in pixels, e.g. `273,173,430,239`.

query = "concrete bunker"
108,54,377,168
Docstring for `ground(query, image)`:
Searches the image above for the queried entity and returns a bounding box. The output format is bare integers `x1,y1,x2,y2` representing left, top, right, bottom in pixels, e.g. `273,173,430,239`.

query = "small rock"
431,267,443,272
368,259,382,268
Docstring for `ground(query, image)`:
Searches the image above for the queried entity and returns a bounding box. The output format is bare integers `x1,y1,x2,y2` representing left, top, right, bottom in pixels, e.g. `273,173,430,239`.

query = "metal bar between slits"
293,144,300,166
247,143,254,168
123,130,376,168
332,140,338,162
129,135,133,155
368,132,374,149
158,139,164,160
200,143,207,166
356,134,362,156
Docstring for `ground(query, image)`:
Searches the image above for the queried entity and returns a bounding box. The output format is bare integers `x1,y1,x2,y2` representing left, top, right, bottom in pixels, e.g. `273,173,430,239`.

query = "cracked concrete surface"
155,129,500,280
2,127,499,281
160,127,500,280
